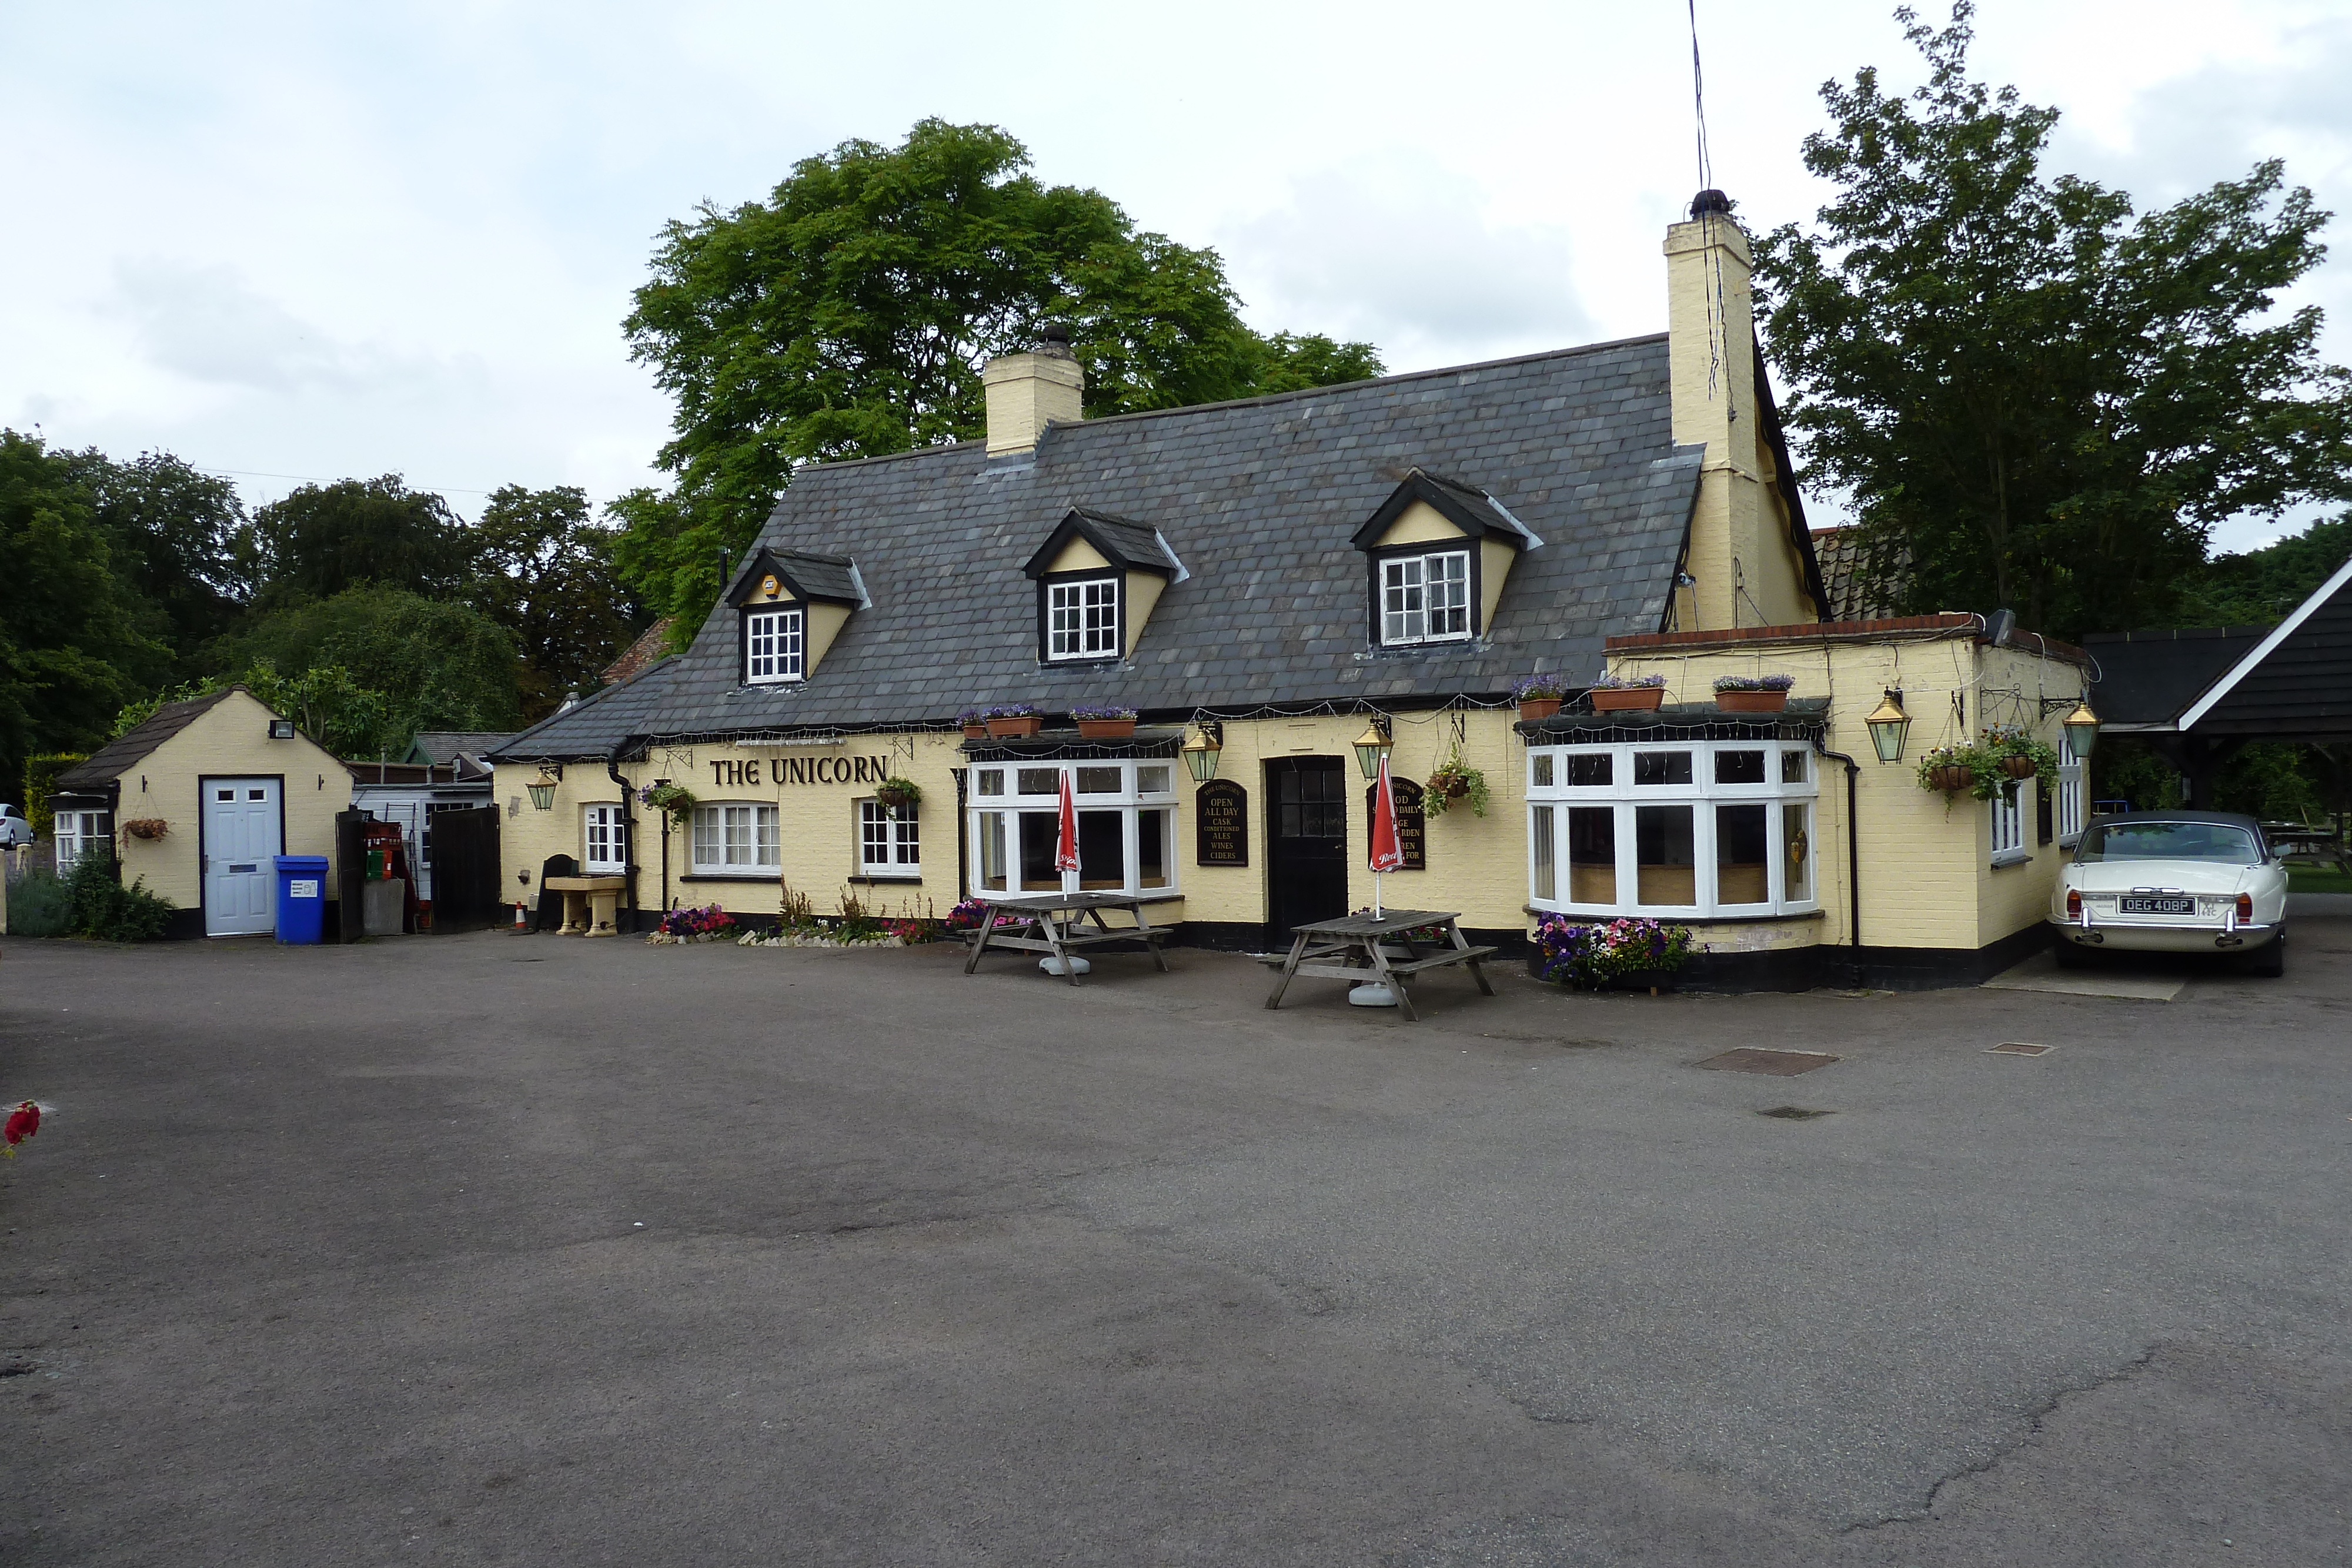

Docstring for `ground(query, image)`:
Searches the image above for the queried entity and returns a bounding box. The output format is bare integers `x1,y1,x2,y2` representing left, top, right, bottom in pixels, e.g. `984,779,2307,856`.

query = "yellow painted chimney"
1663,190,1810,630
981,323,1084,457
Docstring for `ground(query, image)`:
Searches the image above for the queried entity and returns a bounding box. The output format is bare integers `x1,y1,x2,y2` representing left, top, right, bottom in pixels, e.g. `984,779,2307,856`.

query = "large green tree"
616,118,1384,626
0,430,173,803
469,484,649,718
235,474,469,607
1754,2,2352,639
58,447,248,674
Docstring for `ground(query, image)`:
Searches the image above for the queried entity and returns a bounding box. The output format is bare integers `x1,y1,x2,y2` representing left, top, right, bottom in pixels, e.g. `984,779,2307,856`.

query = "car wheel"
2052,938,2096,969
2240,933,2286,978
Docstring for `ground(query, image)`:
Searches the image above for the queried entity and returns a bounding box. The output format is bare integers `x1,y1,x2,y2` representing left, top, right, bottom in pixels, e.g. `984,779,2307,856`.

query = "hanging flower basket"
2000,753,2037,780
1590,675,1666,713
1926,763,1973,793
1712,674,1795,713
120,818,169,841
1423,747,1490,818
985,705,1043,738
639,782,698,822
875,777,922,811
1072,704,1138,740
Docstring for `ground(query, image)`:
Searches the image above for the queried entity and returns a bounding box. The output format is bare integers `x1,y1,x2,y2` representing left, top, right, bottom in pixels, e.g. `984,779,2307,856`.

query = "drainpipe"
609,735,645,934
1816,745,1863,987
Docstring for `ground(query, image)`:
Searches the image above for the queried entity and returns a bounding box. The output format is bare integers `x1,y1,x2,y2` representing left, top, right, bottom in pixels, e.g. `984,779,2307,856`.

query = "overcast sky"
4,1,2347,552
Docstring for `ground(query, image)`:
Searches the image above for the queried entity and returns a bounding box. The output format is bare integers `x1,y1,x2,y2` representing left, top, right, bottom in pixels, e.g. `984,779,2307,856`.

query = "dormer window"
1047,574,1121,660
1354,469,1542,652
1381,550,1471,644
746,606,804,683
1023,508,1182,666
725,547,866,688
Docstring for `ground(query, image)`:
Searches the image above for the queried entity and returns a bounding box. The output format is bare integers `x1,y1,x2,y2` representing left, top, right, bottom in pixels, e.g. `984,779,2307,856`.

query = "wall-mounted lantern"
1865,690,1912,763
1352,718,1394,781
1181,724,1223,783
526,767,561,811
2062,700,2100,760
267,718,296,740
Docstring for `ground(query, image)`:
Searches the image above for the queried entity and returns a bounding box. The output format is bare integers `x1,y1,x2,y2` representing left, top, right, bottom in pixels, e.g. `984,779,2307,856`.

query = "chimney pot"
1689,188,1733,219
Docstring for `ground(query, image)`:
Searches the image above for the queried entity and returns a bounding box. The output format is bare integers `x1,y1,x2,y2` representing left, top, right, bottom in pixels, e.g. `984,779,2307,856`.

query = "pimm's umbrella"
1368,753,1404,917
1055,769,1081,877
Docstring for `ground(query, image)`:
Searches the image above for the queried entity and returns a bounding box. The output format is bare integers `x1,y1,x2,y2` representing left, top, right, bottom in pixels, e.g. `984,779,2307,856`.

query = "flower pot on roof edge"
1518,697,1563,722
987,715,1044,738
1715,689,1790,713
1591,687,1666,713
961,722,988,740
1077,718,1137,740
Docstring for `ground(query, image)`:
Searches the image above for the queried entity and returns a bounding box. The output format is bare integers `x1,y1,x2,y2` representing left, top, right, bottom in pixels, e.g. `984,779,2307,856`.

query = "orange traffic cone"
513,901,529,931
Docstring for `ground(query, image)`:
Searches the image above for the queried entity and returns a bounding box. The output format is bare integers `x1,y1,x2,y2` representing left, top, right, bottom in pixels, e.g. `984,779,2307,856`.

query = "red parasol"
1368,753,1403,915
1054,770,1081,875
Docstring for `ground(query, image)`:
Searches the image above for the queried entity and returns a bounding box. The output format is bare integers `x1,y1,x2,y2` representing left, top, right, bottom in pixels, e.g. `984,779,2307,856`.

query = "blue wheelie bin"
273,855,329,944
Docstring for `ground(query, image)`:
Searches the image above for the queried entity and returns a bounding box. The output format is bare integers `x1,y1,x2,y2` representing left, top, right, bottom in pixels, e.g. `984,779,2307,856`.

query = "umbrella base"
1348,982,1398,1007
1040,956,1093,977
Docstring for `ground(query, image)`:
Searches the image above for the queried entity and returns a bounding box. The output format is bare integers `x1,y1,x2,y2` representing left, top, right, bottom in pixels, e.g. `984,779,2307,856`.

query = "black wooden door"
1267,758,1349,938
429,805,503,932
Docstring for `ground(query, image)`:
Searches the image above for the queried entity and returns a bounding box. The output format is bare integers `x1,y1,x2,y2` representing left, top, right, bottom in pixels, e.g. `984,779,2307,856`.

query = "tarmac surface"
4,919,2349,1566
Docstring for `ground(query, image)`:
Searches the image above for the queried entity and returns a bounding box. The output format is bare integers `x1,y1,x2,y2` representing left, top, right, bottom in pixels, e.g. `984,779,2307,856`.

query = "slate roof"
54,688,243,793
731,547,864,607
496,336,1704,759
1021,509,1184,579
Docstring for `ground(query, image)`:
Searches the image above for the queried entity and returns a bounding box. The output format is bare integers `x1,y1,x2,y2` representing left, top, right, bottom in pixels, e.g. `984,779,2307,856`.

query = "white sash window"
1047,576,1120,660
1381,550,1471,644
691,804,780,873
746,608,804,684
858,800,920,877
583,804,629,873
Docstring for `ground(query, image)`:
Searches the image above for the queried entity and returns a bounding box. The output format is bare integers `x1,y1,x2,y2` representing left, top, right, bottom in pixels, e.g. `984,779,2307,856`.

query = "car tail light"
2066,890,2082,917
2237,892,2254,921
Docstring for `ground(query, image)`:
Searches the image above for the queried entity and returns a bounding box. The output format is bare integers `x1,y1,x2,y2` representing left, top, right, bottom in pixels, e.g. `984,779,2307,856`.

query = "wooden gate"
429,805,503,931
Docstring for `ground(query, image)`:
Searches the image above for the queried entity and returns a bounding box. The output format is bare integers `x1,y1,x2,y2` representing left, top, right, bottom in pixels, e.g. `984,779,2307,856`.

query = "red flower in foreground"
3,1100,40,1156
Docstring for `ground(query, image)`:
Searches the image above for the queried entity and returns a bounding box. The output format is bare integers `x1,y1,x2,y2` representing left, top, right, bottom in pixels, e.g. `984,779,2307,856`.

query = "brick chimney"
981,322,1084,457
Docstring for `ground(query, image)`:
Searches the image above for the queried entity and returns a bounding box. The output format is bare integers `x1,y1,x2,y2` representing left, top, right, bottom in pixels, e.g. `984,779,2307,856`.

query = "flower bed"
647,902,736,944
1531,914,1693,991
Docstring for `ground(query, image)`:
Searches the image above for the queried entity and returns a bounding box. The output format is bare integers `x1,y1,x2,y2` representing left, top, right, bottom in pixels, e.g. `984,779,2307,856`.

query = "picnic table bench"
961,892,1173,987
1260,908,1497,1022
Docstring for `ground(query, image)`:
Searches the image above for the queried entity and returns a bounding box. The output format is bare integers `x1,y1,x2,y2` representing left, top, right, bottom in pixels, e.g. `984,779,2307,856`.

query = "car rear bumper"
2050,918,2280,952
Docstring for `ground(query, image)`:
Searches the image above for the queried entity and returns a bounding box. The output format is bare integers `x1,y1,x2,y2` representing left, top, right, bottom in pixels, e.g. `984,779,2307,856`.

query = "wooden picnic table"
961,892,1173,987
1261,908,1498,1023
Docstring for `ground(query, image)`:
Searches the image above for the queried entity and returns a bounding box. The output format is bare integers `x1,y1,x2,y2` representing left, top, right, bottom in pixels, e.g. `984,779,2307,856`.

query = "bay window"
54,810,112,869
690,803,780,874
968,760,1177,897
1526,741,1819,917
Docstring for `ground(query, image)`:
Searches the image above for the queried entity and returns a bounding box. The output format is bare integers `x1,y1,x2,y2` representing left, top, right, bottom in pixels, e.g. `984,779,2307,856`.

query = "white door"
203,778,282,936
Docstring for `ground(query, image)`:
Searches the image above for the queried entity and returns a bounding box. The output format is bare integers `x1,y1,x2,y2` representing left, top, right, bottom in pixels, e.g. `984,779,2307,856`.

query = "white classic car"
2050,810,2288,976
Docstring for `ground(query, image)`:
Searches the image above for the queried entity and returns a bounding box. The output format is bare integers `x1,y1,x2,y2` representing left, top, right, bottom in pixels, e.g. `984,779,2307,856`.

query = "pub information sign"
1195,780,1248,867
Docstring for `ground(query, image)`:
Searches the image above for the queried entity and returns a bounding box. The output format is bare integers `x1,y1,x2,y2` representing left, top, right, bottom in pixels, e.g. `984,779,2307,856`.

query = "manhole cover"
1757,1105,1834,1119
1698,1048,1839,1075
1989,1041,2053,1056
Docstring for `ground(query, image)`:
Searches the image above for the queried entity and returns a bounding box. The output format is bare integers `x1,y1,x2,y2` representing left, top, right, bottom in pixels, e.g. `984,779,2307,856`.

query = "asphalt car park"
4,921,2349,1566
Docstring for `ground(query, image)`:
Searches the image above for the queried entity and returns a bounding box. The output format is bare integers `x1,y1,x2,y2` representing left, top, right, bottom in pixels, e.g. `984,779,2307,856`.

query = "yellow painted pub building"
492,194,2094,989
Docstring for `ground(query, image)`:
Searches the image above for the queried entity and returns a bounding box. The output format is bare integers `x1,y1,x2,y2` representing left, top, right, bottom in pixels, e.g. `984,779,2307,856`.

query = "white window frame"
1046,575,1120,661
2056,732,2087,846
966,759,1179,898
858,799,921,878
583,804,629,874
1990,784,2029,867
690,803,780,875
1525,740,1822,918
745,607,805,684
54,810,112,869
1379,549,1472,646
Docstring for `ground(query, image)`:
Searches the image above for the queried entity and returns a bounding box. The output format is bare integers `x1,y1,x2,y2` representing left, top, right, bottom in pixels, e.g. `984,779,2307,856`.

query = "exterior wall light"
1181,724,1223,783
526,768,560,811
1352,718,1394,781
2062,700,2100,760
267,718,296,740
1865,690,1912,763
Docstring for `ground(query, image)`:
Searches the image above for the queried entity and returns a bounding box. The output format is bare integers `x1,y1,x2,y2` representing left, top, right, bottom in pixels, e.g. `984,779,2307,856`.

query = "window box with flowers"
1511,674,1570,722
1589,673,1666,712
957,708,990,740
986,704,1044,738
1071,704,1138,740
1712,674,1794,713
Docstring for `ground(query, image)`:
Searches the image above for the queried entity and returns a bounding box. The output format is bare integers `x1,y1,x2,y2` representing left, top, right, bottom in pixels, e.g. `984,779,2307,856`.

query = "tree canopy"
236,474,471,607
209,586,523,747
470,484,647,719
1754,2,2352,640
616,119,1385,627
